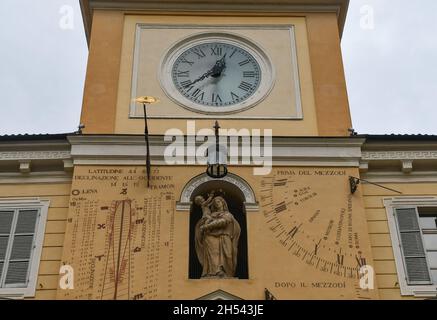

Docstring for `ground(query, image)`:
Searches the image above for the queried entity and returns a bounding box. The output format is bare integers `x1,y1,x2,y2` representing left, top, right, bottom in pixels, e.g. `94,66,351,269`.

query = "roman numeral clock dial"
172,43,260,106
160,34,274,114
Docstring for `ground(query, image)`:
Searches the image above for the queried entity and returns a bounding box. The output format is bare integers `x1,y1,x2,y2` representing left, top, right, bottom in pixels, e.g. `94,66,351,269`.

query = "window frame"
384,197,437,297
0,198,49,299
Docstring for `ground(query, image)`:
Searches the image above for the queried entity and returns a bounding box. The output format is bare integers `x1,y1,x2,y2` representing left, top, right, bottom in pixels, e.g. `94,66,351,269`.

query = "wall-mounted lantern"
206,121,228,179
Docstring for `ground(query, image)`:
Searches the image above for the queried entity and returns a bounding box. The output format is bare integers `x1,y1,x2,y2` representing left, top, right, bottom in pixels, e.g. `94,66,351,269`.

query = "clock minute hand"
182,53,227,88
183,69,214,88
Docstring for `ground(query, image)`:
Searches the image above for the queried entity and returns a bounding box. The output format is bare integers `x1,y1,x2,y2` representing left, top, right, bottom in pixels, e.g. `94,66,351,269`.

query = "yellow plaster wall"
115,15,318,136
80,10,125,134
362,182,437,300
57,165,377,300
0,183,72,300
80,10,351,136
306,13,352,136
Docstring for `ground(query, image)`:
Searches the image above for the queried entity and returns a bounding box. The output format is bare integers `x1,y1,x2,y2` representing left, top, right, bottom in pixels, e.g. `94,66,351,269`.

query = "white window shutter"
15,210,38,234
0,200,49,297
395,208,432,285
0,211,15,285
5,261,30,285
10,236,34,260
0,237,9,260
5,210,38,286
0,211,14,234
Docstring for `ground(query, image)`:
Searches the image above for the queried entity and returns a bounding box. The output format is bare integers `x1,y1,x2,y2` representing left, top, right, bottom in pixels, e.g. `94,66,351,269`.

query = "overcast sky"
0,0,436,135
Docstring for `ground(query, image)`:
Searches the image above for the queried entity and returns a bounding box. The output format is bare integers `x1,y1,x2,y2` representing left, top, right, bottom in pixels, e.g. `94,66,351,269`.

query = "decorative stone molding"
362,151,437,161
0,143,73,180
361,150,437,178
19,161,31,174
360,172,437,184
0,173,72,185
401,160,413,173
197,289,242,300
177,172,258,211
63,159,74,172
359,161,369,173
0,151,71,160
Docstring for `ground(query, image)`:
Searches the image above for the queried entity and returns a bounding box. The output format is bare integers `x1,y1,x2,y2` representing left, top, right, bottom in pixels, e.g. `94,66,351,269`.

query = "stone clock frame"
129,24,303,120
159,32,275,114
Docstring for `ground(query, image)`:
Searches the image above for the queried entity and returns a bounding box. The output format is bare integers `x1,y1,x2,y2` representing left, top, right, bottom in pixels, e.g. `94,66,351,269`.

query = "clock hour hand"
211,53,227,78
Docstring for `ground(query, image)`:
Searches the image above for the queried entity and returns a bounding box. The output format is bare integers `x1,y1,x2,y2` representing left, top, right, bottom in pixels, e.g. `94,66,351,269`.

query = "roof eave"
79,0,350,46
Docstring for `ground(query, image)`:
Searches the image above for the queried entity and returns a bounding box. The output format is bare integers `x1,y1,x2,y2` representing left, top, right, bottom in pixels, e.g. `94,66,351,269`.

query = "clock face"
160,33,274,114
171,42,261,107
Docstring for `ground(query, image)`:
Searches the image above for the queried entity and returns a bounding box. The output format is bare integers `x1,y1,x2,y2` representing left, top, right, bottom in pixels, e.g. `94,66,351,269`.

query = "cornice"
79,0,349,44
360,150,437,179
362,172,437,184
68,134,363,167
0,141,73,178
68,134,364,146
1,133,437,181
0,150,71,161
362,150,437,161
0,173,72,185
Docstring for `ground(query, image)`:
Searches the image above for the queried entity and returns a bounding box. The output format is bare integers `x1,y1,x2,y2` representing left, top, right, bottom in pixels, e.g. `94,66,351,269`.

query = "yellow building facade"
0,0,436,300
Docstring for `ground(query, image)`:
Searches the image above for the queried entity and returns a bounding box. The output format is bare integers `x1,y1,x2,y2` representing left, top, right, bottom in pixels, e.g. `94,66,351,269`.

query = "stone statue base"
201,276,238,280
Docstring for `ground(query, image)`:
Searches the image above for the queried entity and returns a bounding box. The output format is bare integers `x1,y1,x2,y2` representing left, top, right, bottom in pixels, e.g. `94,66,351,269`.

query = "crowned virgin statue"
194,194,241,278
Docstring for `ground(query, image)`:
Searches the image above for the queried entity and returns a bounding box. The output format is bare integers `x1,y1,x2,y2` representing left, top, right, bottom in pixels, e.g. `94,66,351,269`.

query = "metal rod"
113,200,125,300
215,121,220,165
350,176,403,194
143,103,151,188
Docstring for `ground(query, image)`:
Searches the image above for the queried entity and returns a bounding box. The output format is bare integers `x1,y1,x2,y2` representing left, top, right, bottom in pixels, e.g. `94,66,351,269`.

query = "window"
419,209,437,284
0,199,49,298
385,197,437,297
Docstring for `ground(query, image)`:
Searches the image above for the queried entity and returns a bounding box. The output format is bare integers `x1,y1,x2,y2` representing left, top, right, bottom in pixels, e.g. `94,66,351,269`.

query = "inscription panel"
58,167,175,300
259,168,379,299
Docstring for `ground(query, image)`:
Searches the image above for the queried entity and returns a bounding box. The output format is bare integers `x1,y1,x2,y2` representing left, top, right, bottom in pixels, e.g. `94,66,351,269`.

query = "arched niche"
178,173,256,280
177,173,258,212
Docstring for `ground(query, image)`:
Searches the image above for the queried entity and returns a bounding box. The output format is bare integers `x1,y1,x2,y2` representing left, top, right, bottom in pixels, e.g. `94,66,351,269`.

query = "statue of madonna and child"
193,191,241,279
